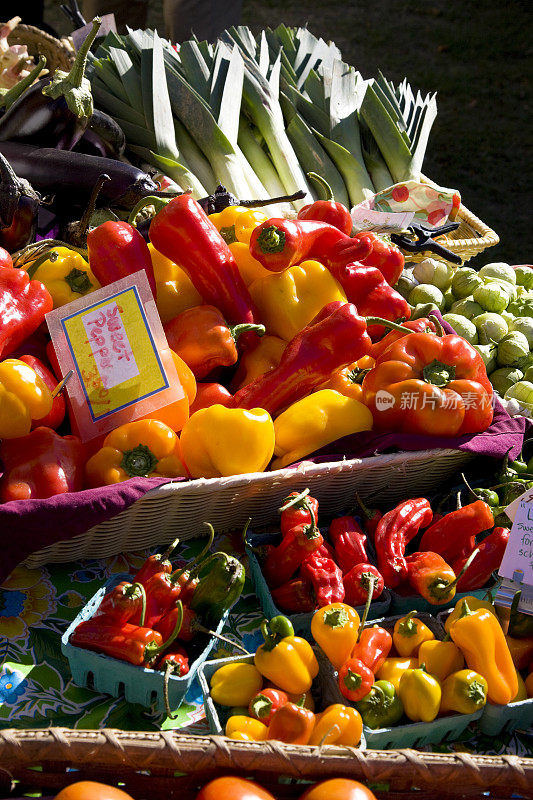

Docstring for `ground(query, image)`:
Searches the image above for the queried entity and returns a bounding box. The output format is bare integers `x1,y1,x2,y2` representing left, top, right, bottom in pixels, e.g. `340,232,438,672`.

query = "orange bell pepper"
320,356,375,401
308,703,362,746
231,335,287,391
85,419,188,487
310,603,360,669
164,304,265,379
140,351,196,432
393,611,435,657
267,701,315,745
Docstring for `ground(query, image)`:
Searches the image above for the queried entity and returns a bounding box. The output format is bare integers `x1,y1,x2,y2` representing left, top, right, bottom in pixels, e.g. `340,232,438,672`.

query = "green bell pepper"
355,679,404,729
190,550,245,626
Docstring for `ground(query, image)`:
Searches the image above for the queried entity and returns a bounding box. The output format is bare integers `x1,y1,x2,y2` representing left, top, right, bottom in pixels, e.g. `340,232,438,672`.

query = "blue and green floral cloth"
0,534,531,756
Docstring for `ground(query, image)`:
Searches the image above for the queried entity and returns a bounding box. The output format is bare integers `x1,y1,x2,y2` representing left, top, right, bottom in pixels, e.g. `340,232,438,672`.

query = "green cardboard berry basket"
388,582,497,616
319,612,483,749
62,572,230,714
245,530,391,639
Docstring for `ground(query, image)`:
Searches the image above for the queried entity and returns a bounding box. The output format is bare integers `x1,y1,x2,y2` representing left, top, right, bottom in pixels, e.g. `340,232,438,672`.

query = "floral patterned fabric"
354,180,462,228
0,535,531,756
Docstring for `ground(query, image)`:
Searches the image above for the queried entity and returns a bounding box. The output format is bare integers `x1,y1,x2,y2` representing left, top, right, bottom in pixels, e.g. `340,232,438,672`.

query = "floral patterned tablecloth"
0,533,531,756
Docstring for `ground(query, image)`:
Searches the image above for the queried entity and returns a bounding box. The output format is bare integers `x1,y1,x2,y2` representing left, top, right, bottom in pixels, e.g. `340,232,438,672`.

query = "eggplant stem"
76,173,111,239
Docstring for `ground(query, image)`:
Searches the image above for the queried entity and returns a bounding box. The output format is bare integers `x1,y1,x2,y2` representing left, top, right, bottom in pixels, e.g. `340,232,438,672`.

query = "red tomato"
54,781,134,800
196,776,276,800
0,247,13,268
299,779,378,800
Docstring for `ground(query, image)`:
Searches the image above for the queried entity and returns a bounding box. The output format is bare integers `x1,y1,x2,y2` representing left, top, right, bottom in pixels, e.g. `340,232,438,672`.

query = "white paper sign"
350,206,415,234
498,498,533,585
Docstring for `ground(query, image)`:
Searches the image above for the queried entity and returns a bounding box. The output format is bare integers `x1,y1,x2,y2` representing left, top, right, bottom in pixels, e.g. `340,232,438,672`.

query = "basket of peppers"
198,615,365,748
61,525,245,714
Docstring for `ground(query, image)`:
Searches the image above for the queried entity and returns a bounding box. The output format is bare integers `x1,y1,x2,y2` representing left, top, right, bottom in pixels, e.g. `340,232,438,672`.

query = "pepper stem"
432,549,480,600
256,225,286,254
354,492,373,521
130,582,147,627
229,323,266,343
0,55,46,110
193,622,250,655
13,239,88,267
428,314,445,336
145,601,183,664
121,444,158,478
422,359,456,387
307,172,333,201
279,488,310,513
356,575,377,643
163,660,178,720
64,267,93,294
127,195,172,226
25,249,58,280
170,522,214,583
397,610,418,636
74,173,111,242
161,537,180,562
364,317,414,334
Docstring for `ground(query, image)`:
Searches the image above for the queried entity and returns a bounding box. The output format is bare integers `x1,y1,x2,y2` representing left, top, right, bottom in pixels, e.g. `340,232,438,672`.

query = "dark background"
42,0,532,265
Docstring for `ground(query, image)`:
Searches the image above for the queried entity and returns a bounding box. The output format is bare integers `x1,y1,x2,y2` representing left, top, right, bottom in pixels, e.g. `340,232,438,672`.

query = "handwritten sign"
46,272,183,440
495,494,533,616
350,207,415,234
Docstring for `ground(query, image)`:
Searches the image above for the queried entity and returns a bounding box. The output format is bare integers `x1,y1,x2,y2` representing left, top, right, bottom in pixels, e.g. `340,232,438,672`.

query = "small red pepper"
267,701,315,745
18,354,65,430
354,230,405,286
351,626,392,673
189,382,233,415
355,494,383,539
300,552,345,607
157,603,198,642
452,527,510,592
87,220,156,296
232,301,373,415
131,571,182,629
157,645,190,675
297,173,353,234
315,541,337,561
97,581,146,626
0,265,52,359
249,217,371,272
271,577,316,613
419,501,494,563
343,563,384,606
405,550,464,605
280,489,319,537
329,515,368,574
133,537,180,587
374,498,433,588
263,521,324,589
338,657,374,702
370,317,437,360
249,687,289,725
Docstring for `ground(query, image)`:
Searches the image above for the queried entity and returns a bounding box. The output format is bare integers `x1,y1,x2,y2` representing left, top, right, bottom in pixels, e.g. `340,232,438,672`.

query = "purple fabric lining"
0,311,527,583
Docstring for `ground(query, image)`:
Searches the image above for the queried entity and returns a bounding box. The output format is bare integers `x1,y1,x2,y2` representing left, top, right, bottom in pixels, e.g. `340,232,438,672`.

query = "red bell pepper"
271,577,316,613
0,247,12,269
97,581,146,626
249,217,371,272
329,515,368,574
354,231,405,286
0,265,52,359
87,220,156,295
249,687,289,725
343,563,384,606
133,538,180,586
351,626,392,673
149,194,260,333
189,382,233,415
0,426,84,502
18,354,65,430
157,645,190,675
369,317,437,360
338,657,374,702
300,552,345,607
297,173,352,235
419,501,494,563
280,489,319,537
452,527,510,591
263,521,324,589
374,498,433,588
232,302,373,415
328,262,411,340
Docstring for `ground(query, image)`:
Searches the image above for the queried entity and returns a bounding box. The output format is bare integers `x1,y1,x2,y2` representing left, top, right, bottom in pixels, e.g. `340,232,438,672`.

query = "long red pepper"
297,173,353,234
0,265,52,359
134,537,180,587
453,528,510,591
263,521,324,589
149,194,259,331
419,501,494,563
375,499,433,588
354,231,405,286
351,626,392,673
97,581,146,626
232,302,373,415
329,515,368,574
300,552,345,606
87,220,156,295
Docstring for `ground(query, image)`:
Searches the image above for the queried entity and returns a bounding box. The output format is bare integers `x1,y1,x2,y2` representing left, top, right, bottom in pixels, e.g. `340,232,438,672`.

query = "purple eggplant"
0,18,101,150
0,153,40,252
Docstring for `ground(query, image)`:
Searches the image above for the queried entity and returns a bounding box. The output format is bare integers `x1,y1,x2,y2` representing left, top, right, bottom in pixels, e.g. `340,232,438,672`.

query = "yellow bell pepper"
209,205,269,245
439,669,488,715
179,405,275,478
393,611,435,658
249,260,347,341
308,704,363,746
376,658,418,692
512,669,527,702
85,419,188,487
229,242,272,286
398,666,441,722
310,603,360,669
139,351,196,433
417,640,465,683
210,662,263,707
449,602,518,705
148,243,202,323
272,389,373,470
0,358,53,439
24,246,100,308
254,616,319,695
231,335,286,391
225,715,268,741
445,596,497,633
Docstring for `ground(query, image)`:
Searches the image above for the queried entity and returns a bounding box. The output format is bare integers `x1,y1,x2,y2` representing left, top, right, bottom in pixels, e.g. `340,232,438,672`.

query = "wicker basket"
0,728,530,799
22,447,473,568
5,22,74,73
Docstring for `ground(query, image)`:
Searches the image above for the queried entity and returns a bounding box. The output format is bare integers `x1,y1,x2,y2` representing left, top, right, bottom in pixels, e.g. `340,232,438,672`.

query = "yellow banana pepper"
249,260,347,341
148,243,202,323
272,389,373,470
209,205,269,245
85,419,188,487
210,662,263,707
24,246,100,308
179,405,275,478
417,640,465,683
439,669,488,714
398,666,441,723
449,602,518,705
231,335,286,391
225,715,268,741
254,616,319,695
445,596,497,633
376,658,418,692
309,704,363,746
310,603,360,669
0,358,53,439
393,611,435,658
